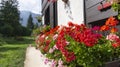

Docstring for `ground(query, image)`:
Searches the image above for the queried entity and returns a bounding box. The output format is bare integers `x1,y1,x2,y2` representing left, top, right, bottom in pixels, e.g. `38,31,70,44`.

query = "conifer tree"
27,13,34,30
0,0,21,36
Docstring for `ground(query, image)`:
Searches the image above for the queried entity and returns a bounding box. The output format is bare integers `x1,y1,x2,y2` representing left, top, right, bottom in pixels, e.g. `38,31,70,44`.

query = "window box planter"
75,59,120,67
103,59,120,67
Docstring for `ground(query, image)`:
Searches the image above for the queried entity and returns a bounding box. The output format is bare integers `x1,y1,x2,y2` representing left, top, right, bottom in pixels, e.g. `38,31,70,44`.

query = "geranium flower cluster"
107,33,120,48
44,58,64,67
56,28,75,62
101,16,118,33
36,26,59,50
36,17,120,67
77,29,102,47
63,22,102,47
101,16,120,48
45,26,60,36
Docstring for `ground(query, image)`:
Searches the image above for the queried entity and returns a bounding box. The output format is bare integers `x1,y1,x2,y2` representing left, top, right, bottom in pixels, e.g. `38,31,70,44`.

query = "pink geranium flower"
58,59,64,67
49,48,54,53
106,33,119,41
53,45,58,50
53,34,58,40
44,58,49,64
50,60,57,67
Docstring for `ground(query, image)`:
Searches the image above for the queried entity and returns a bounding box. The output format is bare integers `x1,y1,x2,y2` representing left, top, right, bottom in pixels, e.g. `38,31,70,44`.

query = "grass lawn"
0,36,35,67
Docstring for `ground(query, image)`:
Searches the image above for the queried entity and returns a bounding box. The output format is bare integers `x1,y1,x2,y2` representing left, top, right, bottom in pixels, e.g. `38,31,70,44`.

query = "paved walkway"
24,46,50,67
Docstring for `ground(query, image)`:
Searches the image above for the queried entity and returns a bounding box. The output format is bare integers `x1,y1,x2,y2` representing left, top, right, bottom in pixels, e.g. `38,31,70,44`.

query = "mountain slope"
20,11,40,27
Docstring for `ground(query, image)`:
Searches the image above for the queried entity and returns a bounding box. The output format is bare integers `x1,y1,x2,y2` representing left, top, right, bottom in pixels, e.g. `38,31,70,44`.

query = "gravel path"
24,46,50,67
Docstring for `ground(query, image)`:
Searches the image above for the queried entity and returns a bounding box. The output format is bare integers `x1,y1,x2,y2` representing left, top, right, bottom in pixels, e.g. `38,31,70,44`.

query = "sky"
18,0,42,14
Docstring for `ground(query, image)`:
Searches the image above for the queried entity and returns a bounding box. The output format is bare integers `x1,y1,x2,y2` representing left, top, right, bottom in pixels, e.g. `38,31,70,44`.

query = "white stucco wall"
57,0,84,26
42,16,45,25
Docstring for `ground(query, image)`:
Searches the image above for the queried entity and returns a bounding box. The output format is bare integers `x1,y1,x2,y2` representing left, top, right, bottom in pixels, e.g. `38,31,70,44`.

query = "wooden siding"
84,0,118,24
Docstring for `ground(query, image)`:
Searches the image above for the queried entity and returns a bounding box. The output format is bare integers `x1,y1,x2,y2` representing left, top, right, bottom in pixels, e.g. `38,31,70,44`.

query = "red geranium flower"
68,21,74,27
43,40,51,52
112,43,119,48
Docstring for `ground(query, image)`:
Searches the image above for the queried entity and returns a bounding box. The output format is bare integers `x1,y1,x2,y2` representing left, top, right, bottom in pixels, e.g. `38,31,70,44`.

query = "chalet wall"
42,16,45,25
57,0,84,26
